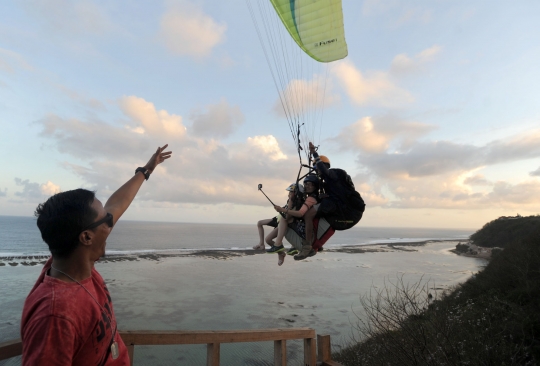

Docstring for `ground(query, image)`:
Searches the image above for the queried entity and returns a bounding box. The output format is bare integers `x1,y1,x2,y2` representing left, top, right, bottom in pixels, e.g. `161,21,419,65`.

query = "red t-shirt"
21,258,130,366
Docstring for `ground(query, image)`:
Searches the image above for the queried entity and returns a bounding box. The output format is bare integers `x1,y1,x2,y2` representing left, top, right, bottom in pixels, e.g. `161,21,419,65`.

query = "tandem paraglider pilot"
20,144,172,365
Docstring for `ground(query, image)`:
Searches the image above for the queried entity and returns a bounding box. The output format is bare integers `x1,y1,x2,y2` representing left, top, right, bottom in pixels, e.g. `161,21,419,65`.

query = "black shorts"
266,216,279,228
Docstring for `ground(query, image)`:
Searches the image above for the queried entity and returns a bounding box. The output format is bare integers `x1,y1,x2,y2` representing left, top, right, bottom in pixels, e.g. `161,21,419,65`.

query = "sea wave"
0,237,467,260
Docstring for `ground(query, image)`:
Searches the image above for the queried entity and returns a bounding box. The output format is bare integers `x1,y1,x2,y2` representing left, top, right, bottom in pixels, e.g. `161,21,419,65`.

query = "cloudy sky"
1,0,540,229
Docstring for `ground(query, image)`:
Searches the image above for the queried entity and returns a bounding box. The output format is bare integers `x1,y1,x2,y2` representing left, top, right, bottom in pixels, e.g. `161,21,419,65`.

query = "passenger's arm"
105,144,172,224
274,197,316,218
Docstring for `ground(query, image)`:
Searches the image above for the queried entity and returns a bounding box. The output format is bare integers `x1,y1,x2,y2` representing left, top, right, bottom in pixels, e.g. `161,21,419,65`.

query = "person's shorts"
266,216,279,228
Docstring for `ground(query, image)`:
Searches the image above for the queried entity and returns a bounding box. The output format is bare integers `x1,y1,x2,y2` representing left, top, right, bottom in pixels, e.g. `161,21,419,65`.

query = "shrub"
334,228,540,365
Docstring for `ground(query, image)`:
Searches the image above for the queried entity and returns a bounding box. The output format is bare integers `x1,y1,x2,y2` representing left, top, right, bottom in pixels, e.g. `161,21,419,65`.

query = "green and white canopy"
269,0,348,62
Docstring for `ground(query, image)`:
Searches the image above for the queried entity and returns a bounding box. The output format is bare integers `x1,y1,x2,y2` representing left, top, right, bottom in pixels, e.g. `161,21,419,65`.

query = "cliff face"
335,222,540,366
470,215,540,248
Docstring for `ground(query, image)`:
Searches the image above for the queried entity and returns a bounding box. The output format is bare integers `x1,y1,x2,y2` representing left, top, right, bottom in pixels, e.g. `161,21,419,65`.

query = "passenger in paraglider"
253,183,302,252
294,142,366,261
267,176,319,266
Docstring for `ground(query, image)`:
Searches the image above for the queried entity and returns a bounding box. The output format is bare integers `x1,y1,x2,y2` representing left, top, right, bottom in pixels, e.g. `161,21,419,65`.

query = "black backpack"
323,169,365,230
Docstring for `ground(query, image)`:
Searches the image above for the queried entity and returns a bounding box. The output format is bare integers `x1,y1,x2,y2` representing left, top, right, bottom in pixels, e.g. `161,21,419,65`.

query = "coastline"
0,239,471,267
0,240,486,364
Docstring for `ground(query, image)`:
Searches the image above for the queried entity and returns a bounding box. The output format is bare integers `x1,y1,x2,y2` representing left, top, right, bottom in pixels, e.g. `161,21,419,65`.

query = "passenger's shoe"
294,243,313,261
307,249,317,257
286,248,299,256
266,245,285,254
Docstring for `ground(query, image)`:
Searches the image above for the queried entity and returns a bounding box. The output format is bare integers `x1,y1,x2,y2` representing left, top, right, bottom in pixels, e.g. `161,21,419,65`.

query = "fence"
0,328,342,366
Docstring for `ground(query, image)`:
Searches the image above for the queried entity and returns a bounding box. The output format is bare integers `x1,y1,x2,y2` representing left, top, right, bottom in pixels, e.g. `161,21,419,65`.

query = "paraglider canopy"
269,0,348,63
247,0,348,170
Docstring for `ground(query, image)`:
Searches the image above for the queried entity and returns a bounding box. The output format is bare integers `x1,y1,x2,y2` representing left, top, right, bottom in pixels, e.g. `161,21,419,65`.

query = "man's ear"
78,230,93,247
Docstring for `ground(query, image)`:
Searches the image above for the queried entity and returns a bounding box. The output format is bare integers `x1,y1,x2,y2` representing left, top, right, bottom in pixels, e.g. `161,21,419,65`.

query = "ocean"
0,216,483,365
0,215,473,256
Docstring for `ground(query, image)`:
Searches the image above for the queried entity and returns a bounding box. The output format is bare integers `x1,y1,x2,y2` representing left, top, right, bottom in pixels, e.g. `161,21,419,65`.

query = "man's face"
88,198,113,260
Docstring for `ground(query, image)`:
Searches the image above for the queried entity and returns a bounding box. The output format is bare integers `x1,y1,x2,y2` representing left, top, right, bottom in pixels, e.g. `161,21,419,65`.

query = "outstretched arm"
105,144,172,224
309,142,337,180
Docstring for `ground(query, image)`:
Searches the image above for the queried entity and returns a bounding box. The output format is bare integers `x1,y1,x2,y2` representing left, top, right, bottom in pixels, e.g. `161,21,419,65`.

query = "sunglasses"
83,212,114,231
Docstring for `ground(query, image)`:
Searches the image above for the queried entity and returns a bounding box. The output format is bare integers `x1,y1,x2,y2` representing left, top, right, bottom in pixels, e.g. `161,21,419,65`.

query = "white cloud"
530,166,540,177
119,96,187,139
390,45,442,76
394,8,432,27
332,60,414,107
246,135,287,161
0,48,33,74
273,75,339,118
22,0,115,36
358,129,540,180
361,0,399,16
14,178,60,200
366,173,540,210
331,115,435,153
331,114,540,210
37,96,296,207
190,99,244,139
41,181,61,196
463,174,492,186
160,0,226,58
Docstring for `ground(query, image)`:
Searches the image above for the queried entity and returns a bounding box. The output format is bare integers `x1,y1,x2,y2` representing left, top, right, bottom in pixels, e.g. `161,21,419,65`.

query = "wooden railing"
0,328,342,366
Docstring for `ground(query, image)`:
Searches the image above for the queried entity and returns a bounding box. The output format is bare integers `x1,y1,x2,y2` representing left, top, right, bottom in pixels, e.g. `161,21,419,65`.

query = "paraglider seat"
284,217,335,252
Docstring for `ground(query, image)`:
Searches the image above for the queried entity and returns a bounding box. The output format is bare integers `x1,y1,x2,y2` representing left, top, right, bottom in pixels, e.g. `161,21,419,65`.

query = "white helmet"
286,183,304,193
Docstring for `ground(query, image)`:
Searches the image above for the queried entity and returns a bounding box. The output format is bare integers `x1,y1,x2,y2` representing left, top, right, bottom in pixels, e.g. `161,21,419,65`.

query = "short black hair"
35,189,97,259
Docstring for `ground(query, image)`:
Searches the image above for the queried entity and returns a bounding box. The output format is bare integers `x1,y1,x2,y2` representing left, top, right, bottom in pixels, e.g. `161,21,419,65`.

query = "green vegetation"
470,215,540,248
334,220,540,365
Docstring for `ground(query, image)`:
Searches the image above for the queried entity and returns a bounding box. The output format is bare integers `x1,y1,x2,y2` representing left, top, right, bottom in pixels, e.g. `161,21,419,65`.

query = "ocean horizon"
0,215,473,257
0,215,483,365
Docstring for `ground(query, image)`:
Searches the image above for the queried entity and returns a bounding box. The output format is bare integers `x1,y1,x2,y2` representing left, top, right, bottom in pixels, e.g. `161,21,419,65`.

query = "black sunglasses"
83,212,114,231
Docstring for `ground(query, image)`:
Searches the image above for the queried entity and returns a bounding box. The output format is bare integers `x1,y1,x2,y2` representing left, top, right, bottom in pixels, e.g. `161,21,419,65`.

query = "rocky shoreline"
0,240,467,267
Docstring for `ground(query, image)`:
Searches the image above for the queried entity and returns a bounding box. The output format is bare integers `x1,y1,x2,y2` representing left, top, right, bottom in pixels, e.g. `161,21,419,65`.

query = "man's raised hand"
144,144,172,173
309,142,316,154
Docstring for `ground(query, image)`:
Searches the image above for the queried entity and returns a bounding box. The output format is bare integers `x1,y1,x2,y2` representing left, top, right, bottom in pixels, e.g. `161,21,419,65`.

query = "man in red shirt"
21,145,172,365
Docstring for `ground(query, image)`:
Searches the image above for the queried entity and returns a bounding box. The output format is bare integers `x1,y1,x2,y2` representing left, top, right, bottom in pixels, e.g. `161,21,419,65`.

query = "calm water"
0,216,481,365
0,215,473,256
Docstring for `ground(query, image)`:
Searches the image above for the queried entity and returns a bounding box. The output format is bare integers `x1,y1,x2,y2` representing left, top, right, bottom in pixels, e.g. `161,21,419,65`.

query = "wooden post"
274,340,287,366
317,334,331,362
207,342,220,366
303,338,316,366
126,344,134,366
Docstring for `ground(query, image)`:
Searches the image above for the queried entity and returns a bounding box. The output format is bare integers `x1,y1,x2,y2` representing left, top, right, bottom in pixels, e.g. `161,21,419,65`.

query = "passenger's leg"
273,217,289,247
277,251,286,266
304,207,317,245
254,218,272,249
266,218,288,253
265,227,278,246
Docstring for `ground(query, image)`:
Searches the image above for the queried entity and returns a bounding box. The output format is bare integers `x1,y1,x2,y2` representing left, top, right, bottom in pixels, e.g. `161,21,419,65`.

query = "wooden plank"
126,344,134,366
206,343,220,366
303,338,317,366
0,339,22,361
119,328,315,345
317,334,331,362
274,340,287,366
